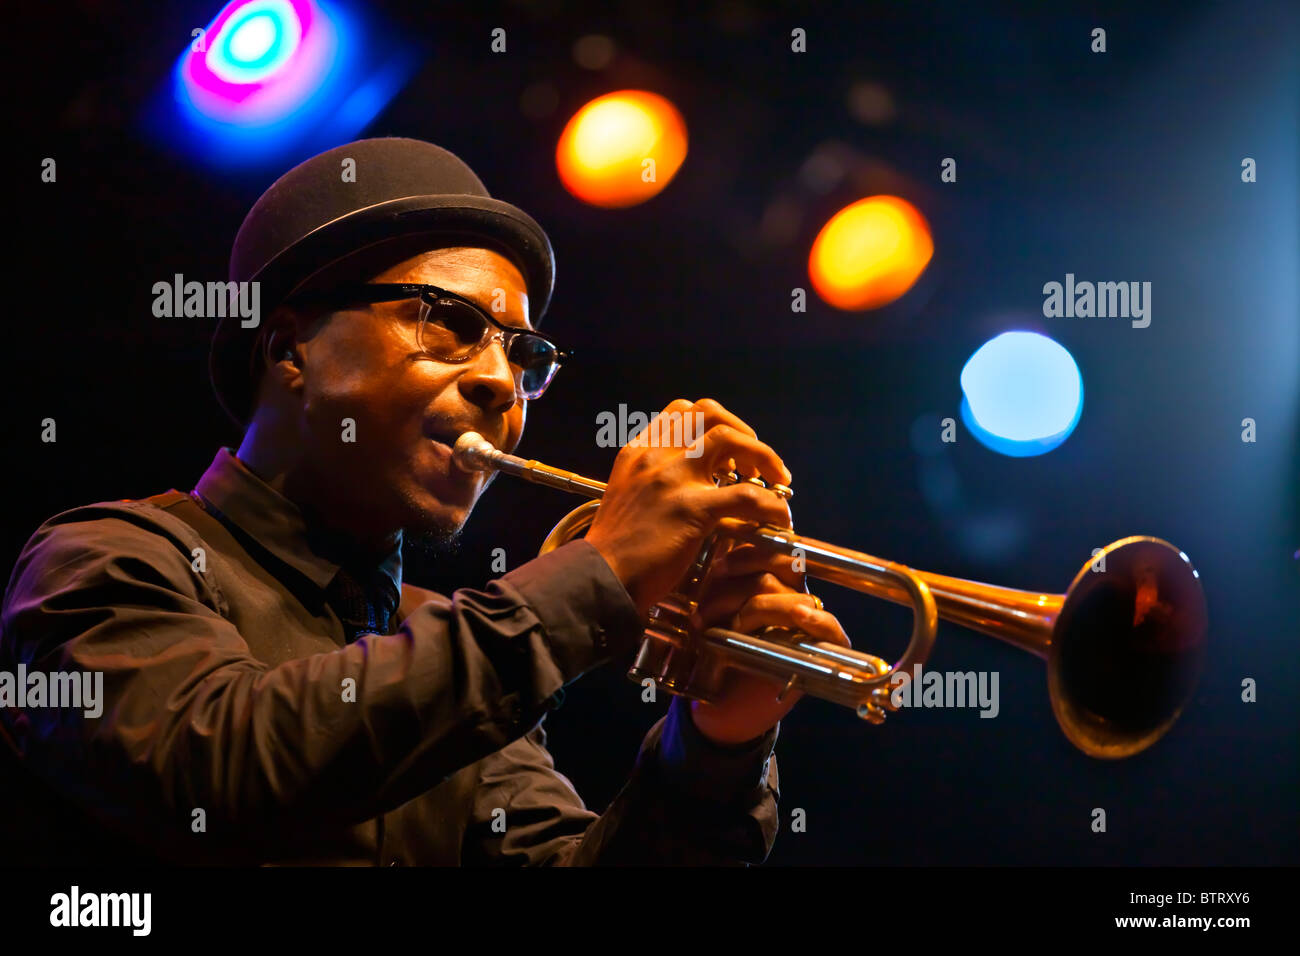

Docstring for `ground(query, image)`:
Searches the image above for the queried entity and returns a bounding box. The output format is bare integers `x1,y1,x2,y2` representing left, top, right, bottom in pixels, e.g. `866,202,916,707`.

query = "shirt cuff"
501,538,644,676
655,695,779,807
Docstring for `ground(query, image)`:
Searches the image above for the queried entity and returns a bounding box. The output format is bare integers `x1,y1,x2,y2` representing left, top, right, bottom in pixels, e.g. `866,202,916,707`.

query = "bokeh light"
808,195,933,310
556,90,688,207
178,0,335,127
959,331,1084,457
165,0,414,167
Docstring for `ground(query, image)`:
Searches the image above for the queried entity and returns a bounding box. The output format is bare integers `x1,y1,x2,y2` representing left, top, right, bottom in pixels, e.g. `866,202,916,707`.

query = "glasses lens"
418,294,563,398
418,298,488,359
508,335,561,398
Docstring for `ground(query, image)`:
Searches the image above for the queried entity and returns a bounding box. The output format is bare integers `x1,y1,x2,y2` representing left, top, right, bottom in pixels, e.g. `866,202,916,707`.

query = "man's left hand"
685,541,850,746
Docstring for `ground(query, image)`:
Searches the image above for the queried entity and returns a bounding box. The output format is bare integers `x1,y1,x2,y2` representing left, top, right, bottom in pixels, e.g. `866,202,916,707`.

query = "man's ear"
245,310,302,420
258,306,303,370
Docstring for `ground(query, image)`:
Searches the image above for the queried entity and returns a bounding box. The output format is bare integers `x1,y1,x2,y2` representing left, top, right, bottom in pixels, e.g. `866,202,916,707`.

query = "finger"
732,594,851,648
689,398,758,439
689,400,777,484
657,398,697,419
714,457,740,481
690,481,793,533
694,571,792,628
731,591,822,627
686,424,791,487
617,399,697,461
712,543,806,590
641,399,754,464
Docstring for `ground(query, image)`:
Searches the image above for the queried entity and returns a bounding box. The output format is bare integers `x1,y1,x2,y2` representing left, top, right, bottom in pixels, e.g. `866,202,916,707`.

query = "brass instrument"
453,432,1207,759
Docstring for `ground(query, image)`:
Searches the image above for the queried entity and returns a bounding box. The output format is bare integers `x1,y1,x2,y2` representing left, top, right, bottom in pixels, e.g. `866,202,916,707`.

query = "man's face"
285,245,530,543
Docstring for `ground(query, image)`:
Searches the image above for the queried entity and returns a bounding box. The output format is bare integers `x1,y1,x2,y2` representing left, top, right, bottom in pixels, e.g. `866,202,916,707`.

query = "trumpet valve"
710,469,793,500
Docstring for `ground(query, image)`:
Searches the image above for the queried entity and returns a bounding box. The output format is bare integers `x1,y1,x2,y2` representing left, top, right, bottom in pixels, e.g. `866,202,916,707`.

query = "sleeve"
460,695,780,866
0,503,643,862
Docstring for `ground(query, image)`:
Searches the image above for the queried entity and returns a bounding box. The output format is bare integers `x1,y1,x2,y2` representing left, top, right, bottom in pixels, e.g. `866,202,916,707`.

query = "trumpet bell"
1049,537,1208,758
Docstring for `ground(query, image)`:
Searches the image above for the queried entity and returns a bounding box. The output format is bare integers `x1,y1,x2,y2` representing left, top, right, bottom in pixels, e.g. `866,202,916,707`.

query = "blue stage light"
159,0,415,168
959,331,1084,457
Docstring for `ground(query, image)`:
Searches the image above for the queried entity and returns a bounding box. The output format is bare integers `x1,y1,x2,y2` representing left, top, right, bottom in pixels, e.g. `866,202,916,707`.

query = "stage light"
164,0,414,167
808,195,932,310
959,331,1084,457
222,11,287,72
179,0,335,127
556,90,688,207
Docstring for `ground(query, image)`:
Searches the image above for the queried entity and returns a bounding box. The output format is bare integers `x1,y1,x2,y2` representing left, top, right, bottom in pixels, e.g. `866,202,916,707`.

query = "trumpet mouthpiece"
452,431,494,473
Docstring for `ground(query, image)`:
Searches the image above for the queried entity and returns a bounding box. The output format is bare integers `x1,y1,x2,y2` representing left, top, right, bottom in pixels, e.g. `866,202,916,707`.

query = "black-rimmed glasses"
290,282,571,400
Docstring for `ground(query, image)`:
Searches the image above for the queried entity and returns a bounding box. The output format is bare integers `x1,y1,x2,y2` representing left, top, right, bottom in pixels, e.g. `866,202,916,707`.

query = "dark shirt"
0,448,780,865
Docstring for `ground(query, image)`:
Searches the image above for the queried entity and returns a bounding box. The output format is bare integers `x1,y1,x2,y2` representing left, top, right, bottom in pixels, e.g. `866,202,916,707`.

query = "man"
0,138,848,865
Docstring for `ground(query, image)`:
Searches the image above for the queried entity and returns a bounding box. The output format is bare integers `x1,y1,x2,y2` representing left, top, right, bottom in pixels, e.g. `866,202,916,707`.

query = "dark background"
3,0,1296,864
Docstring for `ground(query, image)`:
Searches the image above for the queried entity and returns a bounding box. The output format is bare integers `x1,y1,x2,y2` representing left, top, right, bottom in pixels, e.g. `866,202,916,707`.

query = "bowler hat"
211,137,555,427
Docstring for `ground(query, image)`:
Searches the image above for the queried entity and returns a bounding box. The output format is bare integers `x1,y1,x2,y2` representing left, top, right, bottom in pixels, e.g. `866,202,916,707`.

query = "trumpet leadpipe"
453,431,607,499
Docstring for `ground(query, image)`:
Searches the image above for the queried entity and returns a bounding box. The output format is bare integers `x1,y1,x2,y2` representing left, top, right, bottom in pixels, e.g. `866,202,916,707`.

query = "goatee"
402,524,464,577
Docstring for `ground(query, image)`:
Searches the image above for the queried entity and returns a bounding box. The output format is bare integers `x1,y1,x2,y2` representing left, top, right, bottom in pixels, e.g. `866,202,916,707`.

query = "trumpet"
453,432,1207,759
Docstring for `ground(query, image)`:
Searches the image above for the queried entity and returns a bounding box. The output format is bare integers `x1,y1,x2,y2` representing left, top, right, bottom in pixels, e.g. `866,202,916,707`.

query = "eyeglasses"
290,282,571,400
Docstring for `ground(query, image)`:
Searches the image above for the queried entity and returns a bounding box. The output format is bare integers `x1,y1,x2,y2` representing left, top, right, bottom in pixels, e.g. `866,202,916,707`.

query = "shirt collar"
193,447,403,596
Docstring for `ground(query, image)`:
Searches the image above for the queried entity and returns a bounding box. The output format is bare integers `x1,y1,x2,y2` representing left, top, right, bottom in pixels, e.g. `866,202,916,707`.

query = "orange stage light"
556,90,688,208
808,195,933,310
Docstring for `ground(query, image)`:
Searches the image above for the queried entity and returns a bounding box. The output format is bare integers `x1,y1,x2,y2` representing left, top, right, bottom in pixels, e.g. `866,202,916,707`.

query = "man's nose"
457,336,518,412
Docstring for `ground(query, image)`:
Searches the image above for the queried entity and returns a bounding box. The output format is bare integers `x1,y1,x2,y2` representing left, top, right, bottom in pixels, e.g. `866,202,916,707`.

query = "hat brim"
210,194,555,427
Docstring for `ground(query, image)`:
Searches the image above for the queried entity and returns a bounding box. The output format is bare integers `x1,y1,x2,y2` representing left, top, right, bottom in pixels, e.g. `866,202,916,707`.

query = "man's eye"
508,335,552,367
426,302,485,345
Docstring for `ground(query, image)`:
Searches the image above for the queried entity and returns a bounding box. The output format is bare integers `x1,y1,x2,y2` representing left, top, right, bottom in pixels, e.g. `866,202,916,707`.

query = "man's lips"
421,428,481,493
423,423,505,455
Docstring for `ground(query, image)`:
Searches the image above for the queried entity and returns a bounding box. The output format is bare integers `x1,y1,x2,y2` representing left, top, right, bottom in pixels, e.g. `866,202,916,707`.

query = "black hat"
211,137,556,427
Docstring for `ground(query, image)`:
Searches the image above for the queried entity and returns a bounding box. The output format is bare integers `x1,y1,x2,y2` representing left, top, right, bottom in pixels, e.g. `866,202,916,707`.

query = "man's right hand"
583,398,793,619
